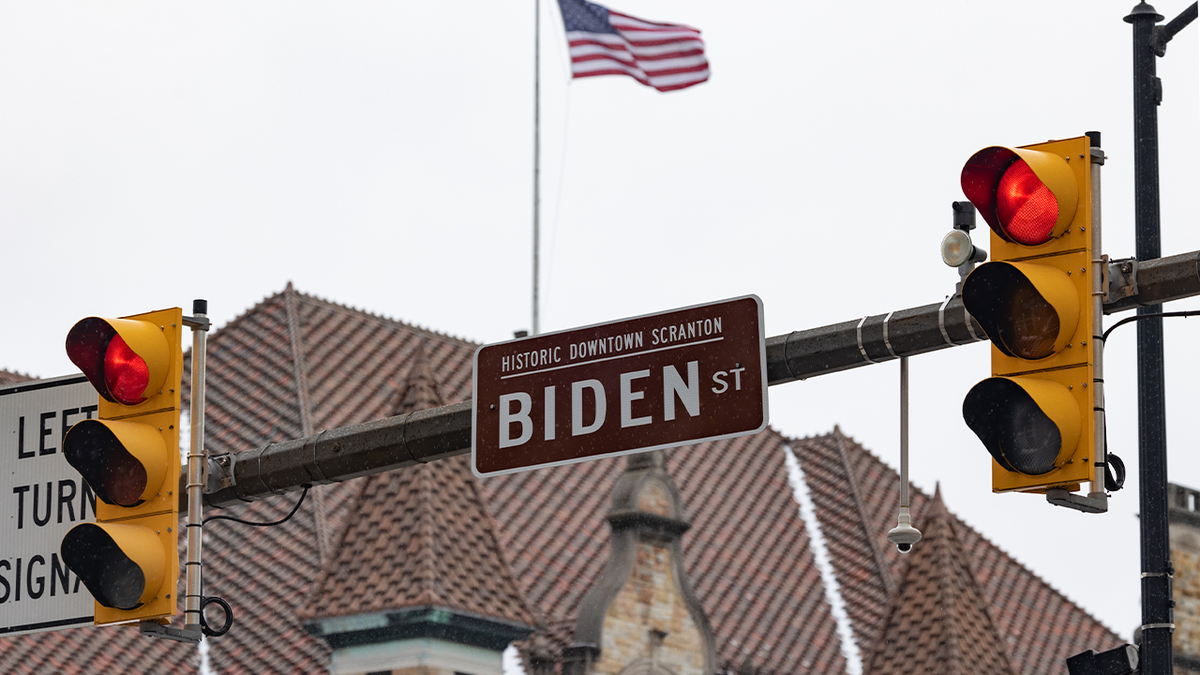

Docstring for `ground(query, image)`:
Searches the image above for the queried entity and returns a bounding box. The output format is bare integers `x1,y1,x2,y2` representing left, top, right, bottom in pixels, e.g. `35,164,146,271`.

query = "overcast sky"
1,1,1197,642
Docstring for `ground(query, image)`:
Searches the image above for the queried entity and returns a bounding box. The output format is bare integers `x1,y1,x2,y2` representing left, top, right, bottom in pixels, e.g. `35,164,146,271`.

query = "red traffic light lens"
995,159,1058,245
66,316,165,406
104,334,150,406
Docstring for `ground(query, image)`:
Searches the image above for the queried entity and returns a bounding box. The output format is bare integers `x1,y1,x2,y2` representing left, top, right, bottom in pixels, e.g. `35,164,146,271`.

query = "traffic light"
60,308,183,626
959,135,1097,494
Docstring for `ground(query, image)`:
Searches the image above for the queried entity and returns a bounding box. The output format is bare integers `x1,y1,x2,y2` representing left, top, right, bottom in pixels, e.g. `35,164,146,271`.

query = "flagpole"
532,0,541,336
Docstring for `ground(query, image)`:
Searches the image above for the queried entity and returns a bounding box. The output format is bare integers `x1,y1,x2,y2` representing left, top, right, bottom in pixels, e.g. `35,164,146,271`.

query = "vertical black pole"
1124,4,1172,674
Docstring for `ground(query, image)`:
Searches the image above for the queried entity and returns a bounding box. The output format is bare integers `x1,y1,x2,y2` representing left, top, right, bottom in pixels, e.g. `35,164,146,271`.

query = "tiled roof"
793,429,1124,674
0,369,34,386
861,488,1016,675
0,286,1121,675
301,360,535,629
482,431,849,675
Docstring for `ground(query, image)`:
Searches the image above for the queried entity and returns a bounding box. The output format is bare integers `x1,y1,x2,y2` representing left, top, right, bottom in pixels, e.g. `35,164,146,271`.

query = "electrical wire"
197,484,312,638
202,485,311,528
1101,310,1200,342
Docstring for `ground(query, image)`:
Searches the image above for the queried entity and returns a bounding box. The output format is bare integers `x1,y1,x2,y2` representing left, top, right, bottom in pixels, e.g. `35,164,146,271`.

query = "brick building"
0,286,1125,674
1168,483,1200,675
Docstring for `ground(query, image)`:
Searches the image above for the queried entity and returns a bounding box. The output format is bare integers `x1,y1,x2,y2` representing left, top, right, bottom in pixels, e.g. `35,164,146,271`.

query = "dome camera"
887,517,921,555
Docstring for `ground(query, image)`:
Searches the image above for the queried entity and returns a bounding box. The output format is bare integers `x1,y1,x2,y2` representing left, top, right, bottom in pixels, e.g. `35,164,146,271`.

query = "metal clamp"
1105,257,1139,304
963,302,982,341
857,316,879,364
938,295,959,346
302,429,333,485
207,453,235,492
881,311,899,359
402,411,429,464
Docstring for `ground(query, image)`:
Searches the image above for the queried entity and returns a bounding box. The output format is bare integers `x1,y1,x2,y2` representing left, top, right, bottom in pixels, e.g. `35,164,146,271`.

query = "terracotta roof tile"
481,431,849,675
793,429,1124,674
0,369,34,386
862,489,1016,675
301,363,534,628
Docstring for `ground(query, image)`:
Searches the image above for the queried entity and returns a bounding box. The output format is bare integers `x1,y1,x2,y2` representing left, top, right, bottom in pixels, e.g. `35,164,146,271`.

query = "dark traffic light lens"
962,262,1070,361
104,334,150,405
63,420,149,507
996,281,1060,360
61,524,148,609
963,378,1063,476
991,391,1061,475
996,159,1058,245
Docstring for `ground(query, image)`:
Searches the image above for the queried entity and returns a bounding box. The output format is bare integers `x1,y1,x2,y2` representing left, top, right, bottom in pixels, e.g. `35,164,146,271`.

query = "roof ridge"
461,460,540,625
827,428,1116,635
862,490,1017,675
840,427,1122,639
0,368,37,384
284,284,331,567
204,284,481,355
415,462,443,606
206,286,290,339
940,501,1124,639
834,433,896,598
287,286,480,348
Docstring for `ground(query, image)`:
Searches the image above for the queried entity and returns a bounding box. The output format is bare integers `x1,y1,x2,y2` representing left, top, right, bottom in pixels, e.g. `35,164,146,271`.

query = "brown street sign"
472,296,768,476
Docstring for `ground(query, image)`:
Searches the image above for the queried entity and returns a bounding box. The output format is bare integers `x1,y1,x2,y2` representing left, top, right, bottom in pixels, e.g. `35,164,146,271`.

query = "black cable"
1093,311,1198,494
1101,310,1200,342
202,485,311,527
196,485,312,638
200,595,233,638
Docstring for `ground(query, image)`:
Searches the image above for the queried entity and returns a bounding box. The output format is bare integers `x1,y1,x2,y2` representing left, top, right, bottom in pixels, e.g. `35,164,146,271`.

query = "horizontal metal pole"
1104,250,1200,313
203,401,472,508
201,250,1200,509
766,294,982,386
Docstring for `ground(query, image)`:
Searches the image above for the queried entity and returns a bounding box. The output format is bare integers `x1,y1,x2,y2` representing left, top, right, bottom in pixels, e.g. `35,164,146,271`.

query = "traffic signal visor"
66,317,171,408
63,417,169,508
961,261,1079,360
961,145,1079,246
963,376,1081,476
61,521,168,610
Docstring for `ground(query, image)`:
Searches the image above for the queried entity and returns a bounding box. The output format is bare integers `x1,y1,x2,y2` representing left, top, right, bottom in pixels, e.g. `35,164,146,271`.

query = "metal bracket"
1105,257,1139,304
140,620,203,643
207,453,235,492
182,315,212,330
1046,488,1108,514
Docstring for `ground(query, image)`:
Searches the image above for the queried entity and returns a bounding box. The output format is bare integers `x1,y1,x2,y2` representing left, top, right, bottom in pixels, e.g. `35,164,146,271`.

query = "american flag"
556,0,709,93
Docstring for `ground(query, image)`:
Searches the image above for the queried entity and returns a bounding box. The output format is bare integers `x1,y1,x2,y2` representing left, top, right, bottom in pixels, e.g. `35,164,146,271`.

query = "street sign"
1,375,97,636
472,296,768,476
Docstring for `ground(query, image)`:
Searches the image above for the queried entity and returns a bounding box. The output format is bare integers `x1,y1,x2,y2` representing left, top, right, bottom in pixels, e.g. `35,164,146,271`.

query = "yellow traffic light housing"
960,136,1097,495
61,307,182,626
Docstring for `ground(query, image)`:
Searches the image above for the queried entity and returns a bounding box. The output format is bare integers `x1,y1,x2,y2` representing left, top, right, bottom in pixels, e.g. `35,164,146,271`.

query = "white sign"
1,376,97,636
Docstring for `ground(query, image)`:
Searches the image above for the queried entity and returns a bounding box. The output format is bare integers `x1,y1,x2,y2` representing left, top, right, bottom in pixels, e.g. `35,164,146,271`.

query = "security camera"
887,514,922,554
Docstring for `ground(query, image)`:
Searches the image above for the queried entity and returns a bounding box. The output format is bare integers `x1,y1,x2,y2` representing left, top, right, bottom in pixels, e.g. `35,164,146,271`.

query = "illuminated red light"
104,334,150,405
995,159,1059,245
